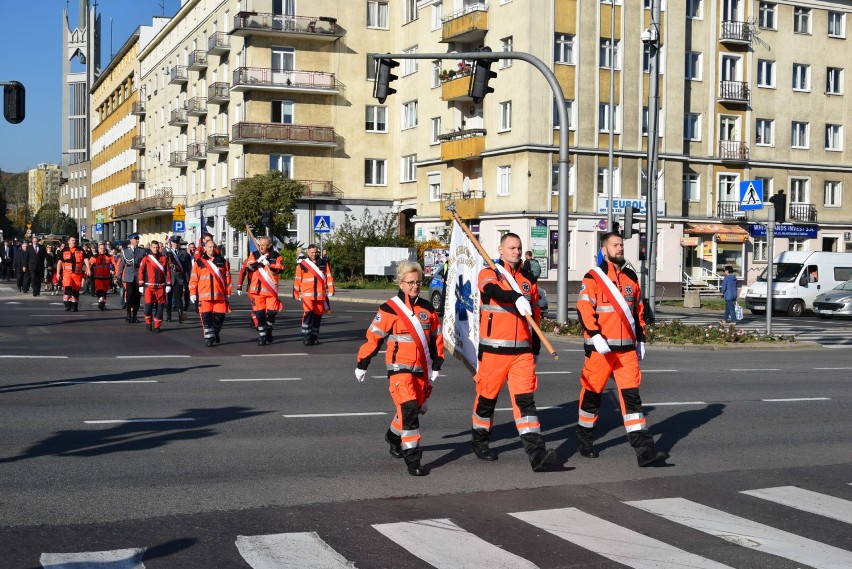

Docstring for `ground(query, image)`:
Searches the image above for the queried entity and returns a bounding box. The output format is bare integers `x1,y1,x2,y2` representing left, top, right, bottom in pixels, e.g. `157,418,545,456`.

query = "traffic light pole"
645,0,662,313
371,52,572,322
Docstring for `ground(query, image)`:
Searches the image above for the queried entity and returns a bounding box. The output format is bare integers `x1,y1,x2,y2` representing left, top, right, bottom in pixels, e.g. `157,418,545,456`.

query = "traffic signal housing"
373,57,399,104
622,205,640,239
768,191,787,223
469,47,497,104
3,81,25,124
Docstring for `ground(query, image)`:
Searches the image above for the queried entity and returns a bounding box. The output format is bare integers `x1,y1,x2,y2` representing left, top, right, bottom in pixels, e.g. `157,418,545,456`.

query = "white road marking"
40,547,146,568
115,355,191,359
219,378,301,382
814,367,852,370
52,381,158,385
236,532,352,569
511,507,734,569
495,406,565,412
741,486,852,525
642,369,679,373
241,353,308,357
283,412,387,418
537,371,572,375
729,368,780,371
373,518,539,569
5,301,21,304
627,497,852,569
762,397,831,402
84,418,197,425
645,401,708,406
0,355,68,359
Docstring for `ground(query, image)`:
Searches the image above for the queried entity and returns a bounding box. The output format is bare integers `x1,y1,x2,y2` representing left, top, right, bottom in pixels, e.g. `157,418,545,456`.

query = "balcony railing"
169,108,188,126
169,65,188,84
208,82,230,104
719,80,749,103
130,170,145,184
441,3,488,43
440,190,486,220
716,201,748,220
231,178,342,198
440,70,473,101
718,140,749,161
188,142,207,161
720,20,751,44
187,97,207,116
789,203,818,222
231,67,338,93
131,135,146,149
207,31,231,54
207,134,229,153
231,12,343,39
188,50,208,70
231,122,336,146
131,101,146,115
169,151,188,167
438,128,487,161
113,189,173,218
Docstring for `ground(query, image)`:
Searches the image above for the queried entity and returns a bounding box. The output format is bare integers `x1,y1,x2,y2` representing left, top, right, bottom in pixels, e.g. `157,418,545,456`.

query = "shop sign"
680,237,700,247
597,197,666,215
749,224,817,238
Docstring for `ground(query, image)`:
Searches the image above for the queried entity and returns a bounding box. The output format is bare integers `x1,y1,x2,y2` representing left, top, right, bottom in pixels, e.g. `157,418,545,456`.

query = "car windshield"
757,262,802,283
833,280,852,291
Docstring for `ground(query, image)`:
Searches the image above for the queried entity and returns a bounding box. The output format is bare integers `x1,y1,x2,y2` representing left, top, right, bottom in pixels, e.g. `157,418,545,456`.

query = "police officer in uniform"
119,233,146,323
165,236,190,323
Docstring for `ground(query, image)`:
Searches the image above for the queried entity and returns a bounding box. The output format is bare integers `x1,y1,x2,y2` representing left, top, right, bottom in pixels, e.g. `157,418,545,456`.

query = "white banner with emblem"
442,221,484,374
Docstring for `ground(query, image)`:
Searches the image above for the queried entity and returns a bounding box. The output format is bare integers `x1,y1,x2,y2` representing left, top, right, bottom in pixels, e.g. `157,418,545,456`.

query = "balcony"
440,190,485,220
208,31,231,55
131,101,146,116
169,151,188,168
188,142,207,161
188,50,208,70
231,67,339,95
718,140,749,162
130,170,145,184
438,128,486,161
131,135,146,150
208,82,230,104
441,3,488,43
719,80,749,104
720,20,751,45
187,97,207,116
231,122,336,147
789,203,818,223
231,178,342,199
230,12,343,41
207,134,229,153
169,65,188,84
716,201,748,220
440,69,473,101
169,108,188,126
113,188,173,219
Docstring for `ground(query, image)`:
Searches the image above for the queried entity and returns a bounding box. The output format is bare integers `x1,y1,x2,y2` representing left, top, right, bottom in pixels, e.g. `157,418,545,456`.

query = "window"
269,154,293,178
684,113,701,141
683,172,700,201
402,100,418,129
597,167,621,196
365,159,386,185
756,118,774,146
757,59,775,87
794,7,811,34
598,103,620,133
499,101,512,131
825,181,842,206
685,52,702,80
790,177,809,202
758,2,776,29
271,100,294,123
497,165,512,196
367,1,389,28
401,154,416,183
600,38,620,69
828,11,845,37
365,105,387,132
554,33,575,64
642,44,652,73
428,172,441,202
826,67,843,94
792,64,810,91
756,177,773,202
430,117,441,145
402,47,418,75
366,54,377,80
788,238,806,252
718,174,739,201
431,61,441,88
754,237,768,262
686,0,702,18
431,3,442,30
826,124,842,150
792,121,809,148
403,0,417,24
553,98,574,129
500,36,514,69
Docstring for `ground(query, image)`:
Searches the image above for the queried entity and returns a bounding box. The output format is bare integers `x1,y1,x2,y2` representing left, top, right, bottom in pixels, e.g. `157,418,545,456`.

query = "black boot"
637,449,669,467
531,448,558,472
205,337,214,347
166,308,172,322
64,302,72,312
258,336,267,346
178,308,185,323
471,441,497,461
407,461,429,476
72,303,79,312
404,447,428,476
98,301,105,310
578,442,599,458
385,430,403,459
266,329,273,343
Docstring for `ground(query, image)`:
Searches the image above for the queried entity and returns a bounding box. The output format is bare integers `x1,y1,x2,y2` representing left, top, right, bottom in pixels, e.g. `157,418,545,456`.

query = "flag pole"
446,203,558,360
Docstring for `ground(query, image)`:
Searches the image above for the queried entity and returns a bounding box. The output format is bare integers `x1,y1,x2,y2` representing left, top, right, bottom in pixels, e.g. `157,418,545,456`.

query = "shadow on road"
0,365,219,394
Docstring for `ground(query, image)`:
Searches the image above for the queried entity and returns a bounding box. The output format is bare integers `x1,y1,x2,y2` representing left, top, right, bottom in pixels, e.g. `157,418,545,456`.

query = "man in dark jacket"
24,236,47,296
13,241,28,292
1,239,15,281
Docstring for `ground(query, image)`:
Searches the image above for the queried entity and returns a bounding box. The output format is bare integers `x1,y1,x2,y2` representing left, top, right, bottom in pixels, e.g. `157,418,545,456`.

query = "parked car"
429,271,549,318
812,279,852,318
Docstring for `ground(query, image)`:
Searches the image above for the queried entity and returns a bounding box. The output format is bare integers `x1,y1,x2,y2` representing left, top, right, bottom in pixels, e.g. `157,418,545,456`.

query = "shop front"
682,223,749,281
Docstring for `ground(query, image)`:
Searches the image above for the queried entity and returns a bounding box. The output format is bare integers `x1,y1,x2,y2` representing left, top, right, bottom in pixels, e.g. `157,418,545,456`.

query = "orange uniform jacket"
293,258,335,306
243,250,284,297
90,254,114,282
478,262,541,356
357,291,445,376
58,247,87,275
576,260,646,353
137,253,171,289
189,254,232,301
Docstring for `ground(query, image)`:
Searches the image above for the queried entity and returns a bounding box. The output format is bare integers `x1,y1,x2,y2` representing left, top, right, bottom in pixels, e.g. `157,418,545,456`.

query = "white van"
745,251,852,316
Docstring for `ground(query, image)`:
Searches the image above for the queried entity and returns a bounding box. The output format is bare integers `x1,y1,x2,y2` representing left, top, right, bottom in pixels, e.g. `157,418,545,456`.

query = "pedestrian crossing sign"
313,215,331,234
739,180,764,211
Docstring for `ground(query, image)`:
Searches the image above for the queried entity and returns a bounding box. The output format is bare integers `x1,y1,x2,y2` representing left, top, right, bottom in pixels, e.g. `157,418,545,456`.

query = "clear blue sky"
0,0,181,174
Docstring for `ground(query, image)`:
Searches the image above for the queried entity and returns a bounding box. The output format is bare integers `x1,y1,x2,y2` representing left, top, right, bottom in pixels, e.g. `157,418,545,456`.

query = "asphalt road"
1,284,850,568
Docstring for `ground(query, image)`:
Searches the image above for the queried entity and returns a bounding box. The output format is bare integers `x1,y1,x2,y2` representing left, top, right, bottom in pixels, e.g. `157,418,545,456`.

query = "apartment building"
27,164,62,215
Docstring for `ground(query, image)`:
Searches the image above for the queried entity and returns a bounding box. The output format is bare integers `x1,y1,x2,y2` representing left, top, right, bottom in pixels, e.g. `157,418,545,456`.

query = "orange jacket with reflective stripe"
58,247,87,275
294,258,335,301
90,254,114,280
189,254,232,301
243,250,284,297
576,260,646,353
478,263,540,356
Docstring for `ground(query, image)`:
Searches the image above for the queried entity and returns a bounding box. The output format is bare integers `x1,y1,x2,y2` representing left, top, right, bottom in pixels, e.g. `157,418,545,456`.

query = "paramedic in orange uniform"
242,236,284,345
355,260,443,477
189,239,232,347
90,242,114,310
137,240,172,332
470,233,557,472
56,236,91,312
575,231,668,466
294,244,335,345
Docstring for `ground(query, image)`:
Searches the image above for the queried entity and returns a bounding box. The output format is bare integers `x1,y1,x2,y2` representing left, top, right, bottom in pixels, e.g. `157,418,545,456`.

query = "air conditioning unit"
844,231,852,241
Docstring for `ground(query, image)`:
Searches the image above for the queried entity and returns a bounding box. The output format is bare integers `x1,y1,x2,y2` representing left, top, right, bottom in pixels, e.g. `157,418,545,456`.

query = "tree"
324,209,414,281
226,172,304,241
32,202,62,234
52,213,77,236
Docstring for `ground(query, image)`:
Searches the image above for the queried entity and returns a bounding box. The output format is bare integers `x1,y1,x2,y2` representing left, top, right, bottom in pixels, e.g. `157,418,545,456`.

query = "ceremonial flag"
442,220,485,374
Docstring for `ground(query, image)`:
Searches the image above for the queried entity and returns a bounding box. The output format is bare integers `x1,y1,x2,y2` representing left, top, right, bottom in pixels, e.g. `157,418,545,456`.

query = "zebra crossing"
659,314,852,347
38,482,852,569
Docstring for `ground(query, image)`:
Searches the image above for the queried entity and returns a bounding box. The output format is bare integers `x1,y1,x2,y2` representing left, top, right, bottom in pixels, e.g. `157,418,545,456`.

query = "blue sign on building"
749,224,818,238
95,223,104,232
173,220,186,233
739,180,764,211
313,215,331,234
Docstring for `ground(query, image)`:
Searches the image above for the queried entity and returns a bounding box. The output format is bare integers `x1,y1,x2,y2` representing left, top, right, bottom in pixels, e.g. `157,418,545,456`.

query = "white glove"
166,286,172,294
327,292,334,298
419,399,429,415
260,256,270,266
592,334,612,354
190,295,197,304
636,341,646,361
430,370,440,384
355,368,367,383
514,296,533,316
138,286,144,294
237,289,243,296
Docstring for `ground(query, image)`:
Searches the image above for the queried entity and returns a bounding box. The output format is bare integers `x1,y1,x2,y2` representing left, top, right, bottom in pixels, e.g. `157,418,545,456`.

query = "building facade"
28,164,62,216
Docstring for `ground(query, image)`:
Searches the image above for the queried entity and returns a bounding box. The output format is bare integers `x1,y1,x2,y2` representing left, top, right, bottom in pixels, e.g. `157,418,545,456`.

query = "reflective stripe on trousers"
515,415,541,435
578,409,597,428
623,412,647,433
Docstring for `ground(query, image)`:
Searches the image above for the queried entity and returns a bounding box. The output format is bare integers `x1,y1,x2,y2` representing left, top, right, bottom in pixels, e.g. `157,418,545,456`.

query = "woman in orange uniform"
56,236,91,312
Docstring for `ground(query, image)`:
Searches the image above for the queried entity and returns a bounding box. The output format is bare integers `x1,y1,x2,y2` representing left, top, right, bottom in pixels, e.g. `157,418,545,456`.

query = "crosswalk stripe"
372,518,538,569
626,497,852,569
510,507,734,569
235,532,352,569
40,548,146,568
741,486,852,524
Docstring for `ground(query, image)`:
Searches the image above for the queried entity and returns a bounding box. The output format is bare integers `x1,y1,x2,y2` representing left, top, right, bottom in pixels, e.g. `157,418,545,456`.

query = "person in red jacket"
575,231,668,467
189,239,232,347
355,260,444,477
470,233,557,472
137,240,172,332
90,242,114,310
56,236,91,312
294,244,335,345
242,236,284,345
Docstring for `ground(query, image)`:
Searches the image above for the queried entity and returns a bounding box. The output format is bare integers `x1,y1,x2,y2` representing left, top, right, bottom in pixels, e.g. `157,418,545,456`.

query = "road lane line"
241,353,308,357
741,486,852,524
84,418,197,424
762,397,831,402
220,378,301,382
642,369,679,373
729,368,780,371
496,406,565,412
283,412,387,418
0,355,68,359
645,401,708,406
237,532,352,569
511,507,734,569
627,497,852,569
373,518,539,569
53,380,159,385
814,367,852,370
115,355,191,359
40,548,146,569
537,371,572,375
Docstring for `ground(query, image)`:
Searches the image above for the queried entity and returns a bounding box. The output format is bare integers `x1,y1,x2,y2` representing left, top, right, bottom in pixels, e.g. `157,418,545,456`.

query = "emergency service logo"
455,275,475,322
522,282,530,293
373,313,382,322
419,312,428,321
625,285,633,295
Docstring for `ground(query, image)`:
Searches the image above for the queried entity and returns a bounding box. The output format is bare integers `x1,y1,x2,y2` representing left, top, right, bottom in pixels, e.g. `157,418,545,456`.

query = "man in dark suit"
13,241,28,292
25,236,47,296
1,239,14,281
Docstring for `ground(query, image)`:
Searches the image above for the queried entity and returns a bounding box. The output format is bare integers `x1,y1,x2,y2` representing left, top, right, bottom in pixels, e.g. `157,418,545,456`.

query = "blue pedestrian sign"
313,215,331,234
739,180,764,210
172,220,186,233
95,223,104,233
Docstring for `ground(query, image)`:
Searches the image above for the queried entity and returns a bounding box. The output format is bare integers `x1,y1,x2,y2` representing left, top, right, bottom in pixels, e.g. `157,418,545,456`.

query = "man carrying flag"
137,240,172,332
242,235,284,345
294,244,334,346
189,239,232,347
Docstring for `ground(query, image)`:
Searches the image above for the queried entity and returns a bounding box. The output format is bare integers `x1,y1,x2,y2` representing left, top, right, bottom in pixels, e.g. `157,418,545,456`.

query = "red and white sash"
254,253,279,296
590,266,637,343
388,296,432,382
146,254,166,277
200,257,227,294
301,258,327,284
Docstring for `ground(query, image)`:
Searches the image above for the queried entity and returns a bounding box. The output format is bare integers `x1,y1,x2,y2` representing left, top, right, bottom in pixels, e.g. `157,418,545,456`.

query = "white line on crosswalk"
510,507,734,569
84,418,196,425
642,369,679,373
115,355,191,359
729,368,780,371
537,371,572,375
219,378,301,382
40,547,146,568
373,518,538,569
762,397,831,402
241,353,308,357
814,367,852,370
283,412,387,418
741,486,852,525
53,380,158,385
645,401,707,406
0,355,68,359
236,532,351,569
626,497,852,569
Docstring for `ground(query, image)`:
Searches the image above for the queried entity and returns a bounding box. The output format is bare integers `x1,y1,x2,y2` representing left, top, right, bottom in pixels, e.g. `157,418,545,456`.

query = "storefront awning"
684,223,749,243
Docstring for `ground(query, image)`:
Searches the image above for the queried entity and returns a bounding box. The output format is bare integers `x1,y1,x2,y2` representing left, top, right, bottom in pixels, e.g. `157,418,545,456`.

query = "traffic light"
622,205,640,239
469,47,497,104
768,190,786,223
3,81,25,124
373,57,399,104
